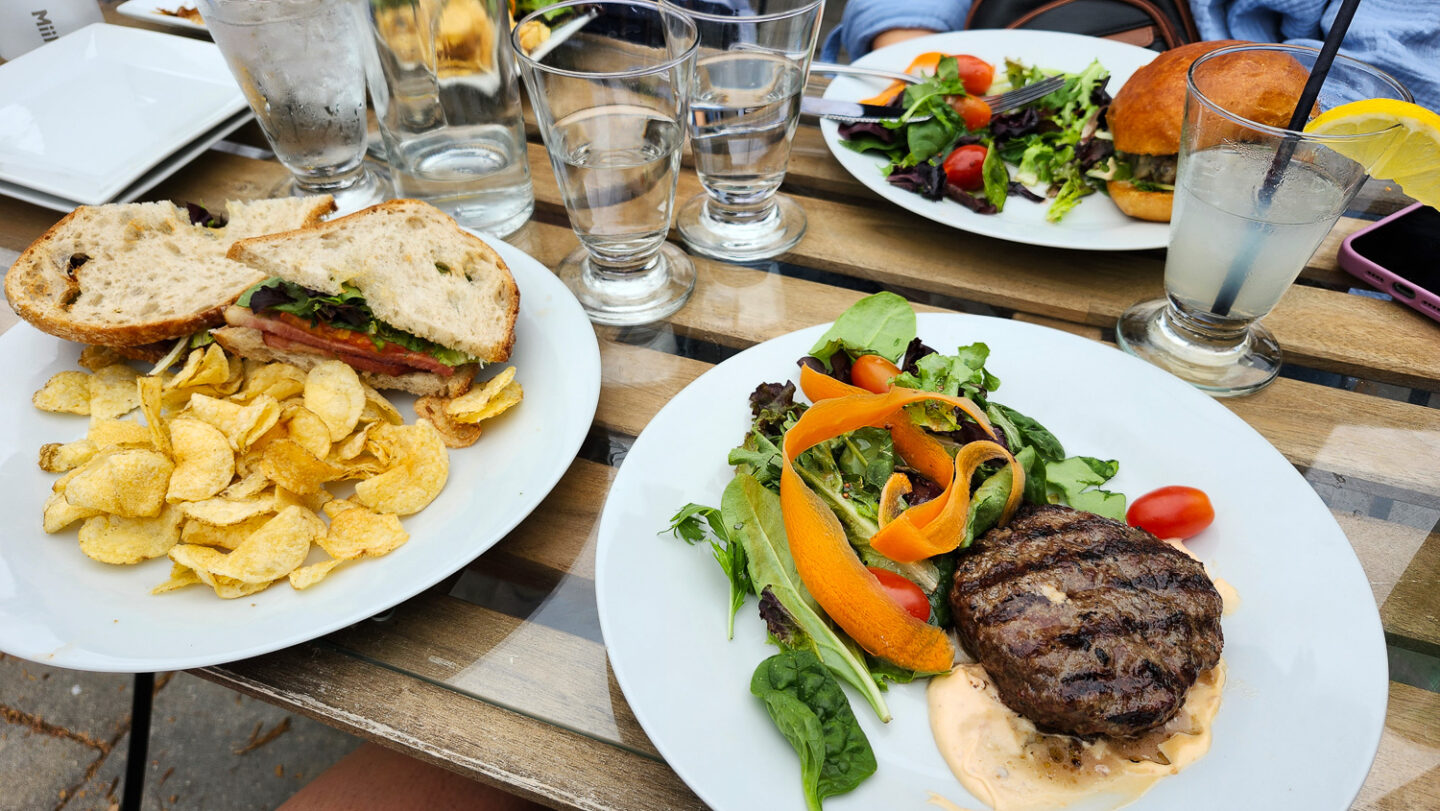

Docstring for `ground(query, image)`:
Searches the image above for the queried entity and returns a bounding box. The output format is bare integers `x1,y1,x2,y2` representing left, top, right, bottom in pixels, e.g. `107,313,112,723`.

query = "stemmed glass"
664,0,823,262
1117,44,1411,397
196,0,387,213
513,0,699,326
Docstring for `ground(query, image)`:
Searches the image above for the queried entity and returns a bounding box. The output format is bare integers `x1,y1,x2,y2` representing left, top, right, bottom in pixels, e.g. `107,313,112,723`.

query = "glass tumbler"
513,0,699,326
665,0,823,262
197,0,387,212
365,0,535,238
1117,44,1412,397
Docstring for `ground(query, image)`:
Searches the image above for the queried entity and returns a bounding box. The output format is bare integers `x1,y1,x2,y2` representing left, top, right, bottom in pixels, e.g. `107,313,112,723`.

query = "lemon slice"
1304,99,1440,207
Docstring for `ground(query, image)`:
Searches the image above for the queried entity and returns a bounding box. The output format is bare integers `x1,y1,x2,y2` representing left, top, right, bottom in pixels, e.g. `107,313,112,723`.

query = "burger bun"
1106,180,1173,222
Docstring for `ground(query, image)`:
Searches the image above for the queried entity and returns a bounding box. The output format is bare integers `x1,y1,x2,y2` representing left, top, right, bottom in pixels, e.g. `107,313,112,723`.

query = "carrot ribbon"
781,365,1026,672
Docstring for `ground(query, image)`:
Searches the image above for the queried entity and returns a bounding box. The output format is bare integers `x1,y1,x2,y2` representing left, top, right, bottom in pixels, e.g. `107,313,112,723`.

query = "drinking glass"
1117,44,1412,397
364,0,535,238
665,0,822,262
197,0,387,212
513,0,699,326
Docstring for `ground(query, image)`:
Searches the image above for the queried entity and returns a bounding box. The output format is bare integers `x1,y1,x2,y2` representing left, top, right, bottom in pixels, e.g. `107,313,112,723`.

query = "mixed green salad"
668,293,1126,809
839,55,1119,222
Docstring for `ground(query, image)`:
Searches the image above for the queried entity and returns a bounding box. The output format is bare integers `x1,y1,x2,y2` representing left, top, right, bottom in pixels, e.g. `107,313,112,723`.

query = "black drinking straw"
1208,0,1364,317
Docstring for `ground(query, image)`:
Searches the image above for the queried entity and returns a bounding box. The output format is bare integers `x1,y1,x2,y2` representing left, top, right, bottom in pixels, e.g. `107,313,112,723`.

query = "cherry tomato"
952,55,995,96
850,354,901,393
868,567,930,621
1126,486,1215,540
943,144,988,190
948,94,993,131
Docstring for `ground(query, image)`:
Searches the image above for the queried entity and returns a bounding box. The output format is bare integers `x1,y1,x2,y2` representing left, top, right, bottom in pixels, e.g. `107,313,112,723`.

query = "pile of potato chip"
32,344,522,599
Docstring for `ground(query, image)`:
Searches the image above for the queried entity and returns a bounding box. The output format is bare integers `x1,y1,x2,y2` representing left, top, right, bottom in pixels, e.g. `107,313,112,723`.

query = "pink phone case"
1337,202,1440,324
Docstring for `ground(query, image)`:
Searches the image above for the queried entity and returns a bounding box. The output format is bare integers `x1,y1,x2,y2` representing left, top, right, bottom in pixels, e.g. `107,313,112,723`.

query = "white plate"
819,30,1171,251
0,23,243,204
0,109,252,213
116,0,208,32
0,239,600,672
596,313,1387,810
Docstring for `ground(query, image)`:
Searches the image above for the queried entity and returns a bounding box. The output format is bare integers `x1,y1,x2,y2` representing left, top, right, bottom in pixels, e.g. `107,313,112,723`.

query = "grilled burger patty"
949,504,1223,738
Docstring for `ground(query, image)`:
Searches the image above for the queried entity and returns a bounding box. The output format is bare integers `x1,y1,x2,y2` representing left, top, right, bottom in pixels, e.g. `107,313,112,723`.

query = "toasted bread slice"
210,326,476,398
226,199,518,363
5,197,336,347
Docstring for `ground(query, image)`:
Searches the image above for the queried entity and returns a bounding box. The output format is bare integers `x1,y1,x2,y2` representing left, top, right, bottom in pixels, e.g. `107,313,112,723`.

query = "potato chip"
283,406,332,460
221,471,271,500
43,489,100,533
167,418,235,502
88,364,141,420
236,361,306,403
360,382,404,426
216,355,246,395
78,345,124,372
64,449,173,518
168,545,274,599
181,514,270,551
415,395,483,449
258,439,343,495
167,344,230,390
288,559,342,590
86,419,152,450
78,505,182,565
187,393,281,451
332,423,375,462
150,563,202,594
452,380,522,424
34,370,92,415
275,486,332,514
136,375,170,456
445,367,517,422
318,500,409,560
39,439,97,473
207,506,324,583
304,361,365,441
178,494,275,526
353,420,449,515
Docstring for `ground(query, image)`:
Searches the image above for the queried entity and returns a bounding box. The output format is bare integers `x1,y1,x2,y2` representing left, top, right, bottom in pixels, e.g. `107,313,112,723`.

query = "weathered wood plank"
1353,682,1440,811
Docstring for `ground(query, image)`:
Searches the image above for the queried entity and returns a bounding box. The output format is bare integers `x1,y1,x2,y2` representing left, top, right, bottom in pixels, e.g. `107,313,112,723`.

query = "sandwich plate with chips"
0,235,600,672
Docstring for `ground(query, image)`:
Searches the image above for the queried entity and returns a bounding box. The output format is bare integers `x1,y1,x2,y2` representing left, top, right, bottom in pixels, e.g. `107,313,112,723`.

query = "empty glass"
197,0,387,212
513,0,699,326
1117,44,1411,397
665,0,823,262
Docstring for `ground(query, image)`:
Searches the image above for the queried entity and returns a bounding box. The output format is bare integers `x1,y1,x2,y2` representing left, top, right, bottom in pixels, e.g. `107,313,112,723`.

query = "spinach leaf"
991,403,1065,461
835,427,895,493
1045,456,1126,520
752,649,878,810
808,291,916,368
722,472,891,720
965,465,1015,545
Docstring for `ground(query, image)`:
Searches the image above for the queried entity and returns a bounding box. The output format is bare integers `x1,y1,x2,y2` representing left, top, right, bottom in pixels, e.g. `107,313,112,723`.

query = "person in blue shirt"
820,0,1439,112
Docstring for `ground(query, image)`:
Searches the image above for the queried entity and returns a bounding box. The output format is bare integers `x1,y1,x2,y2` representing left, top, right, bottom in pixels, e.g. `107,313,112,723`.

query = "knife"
801,96,914,124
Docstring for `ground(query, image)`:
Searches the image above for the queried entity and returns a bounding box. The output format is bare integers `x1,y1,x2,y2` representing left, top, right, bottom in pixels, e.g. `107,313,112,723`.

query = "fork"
807,62,1067,122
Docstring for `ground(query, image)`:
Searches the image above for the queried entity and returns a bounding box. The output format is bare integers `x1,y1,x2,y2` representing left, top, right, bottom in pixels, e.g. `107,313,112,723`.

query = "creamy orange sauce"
929,661,1226,811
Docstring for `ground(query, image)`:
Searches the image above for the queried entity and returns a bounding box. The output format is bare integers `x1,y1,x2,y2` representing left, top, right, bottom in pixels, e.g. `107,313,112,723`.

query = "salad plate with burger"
594,294,1387,811
818,29,1171,251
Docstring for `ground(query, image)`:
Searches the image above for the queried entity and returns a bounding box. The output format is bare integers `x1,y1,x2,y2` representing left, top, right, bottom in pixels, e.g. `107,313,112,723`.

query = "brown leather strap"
966,0,1199,50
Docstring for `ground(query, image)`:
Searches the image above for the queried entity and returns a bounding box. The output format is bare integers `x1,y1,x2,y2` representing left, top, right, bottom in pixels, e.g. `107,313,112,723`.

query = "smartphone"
1338,202,1440,324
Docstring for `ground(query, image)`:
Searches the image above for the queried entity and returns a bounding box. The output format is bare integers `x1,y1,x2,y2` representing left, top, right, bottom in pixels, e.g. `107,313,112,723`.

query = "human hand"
871,27,939,52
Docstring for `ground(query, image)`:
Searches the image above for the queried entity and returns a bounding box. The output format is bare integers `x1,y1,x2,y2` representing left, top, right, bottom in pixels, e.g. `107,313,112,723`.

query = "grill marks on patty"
950,504,1223,738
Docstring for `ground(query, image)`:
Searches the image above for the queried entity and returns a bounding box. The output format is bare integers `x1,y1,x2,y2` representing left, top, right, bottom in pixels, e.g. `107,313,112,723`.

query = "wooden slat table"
3,26,1439,808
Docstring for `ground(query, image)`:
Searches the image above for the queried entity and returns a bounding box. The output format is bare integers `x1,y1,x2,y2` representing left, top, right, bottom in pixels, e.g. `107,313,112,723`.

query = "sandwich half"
4,197,337,358
212,199,519,397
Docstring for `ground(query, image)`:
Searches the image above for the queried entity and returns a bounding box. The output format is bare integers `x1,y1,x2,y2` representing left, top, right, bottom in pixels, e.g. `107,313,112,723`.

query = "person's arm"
820,0,971,61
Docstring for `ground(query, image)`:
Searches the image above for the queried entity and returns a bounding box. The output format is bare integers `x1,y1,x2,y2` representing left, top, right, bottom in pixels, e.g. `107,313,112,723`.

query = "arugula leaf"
1045,456,1126,520
981,141,1010,212
666,504,751,637
808,292,916,368
752,649,877,811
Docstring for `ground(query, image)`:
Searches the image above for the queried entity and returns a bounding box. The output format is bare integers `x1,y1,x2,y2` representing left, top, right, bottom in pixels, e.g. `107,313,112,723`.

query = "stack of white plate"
0,23,249,213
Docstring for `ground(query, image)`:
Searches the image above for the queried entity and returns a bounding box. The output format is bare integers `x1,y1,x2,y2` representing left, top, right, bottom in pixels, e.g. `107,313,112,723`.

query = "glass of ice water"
364,0,535,238
197,0,387,213
513,0,699,326
1117,44,1411,397
664,0,822,262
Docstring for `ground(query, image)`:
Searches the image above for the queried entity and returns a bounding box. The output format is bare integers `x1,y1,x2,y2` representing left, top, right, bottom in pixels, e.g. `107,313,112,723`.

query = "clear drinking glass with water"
197,0,386,212
513,0,698,326
665,0,823,262
365,0,534,237
1117,44,1412,397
